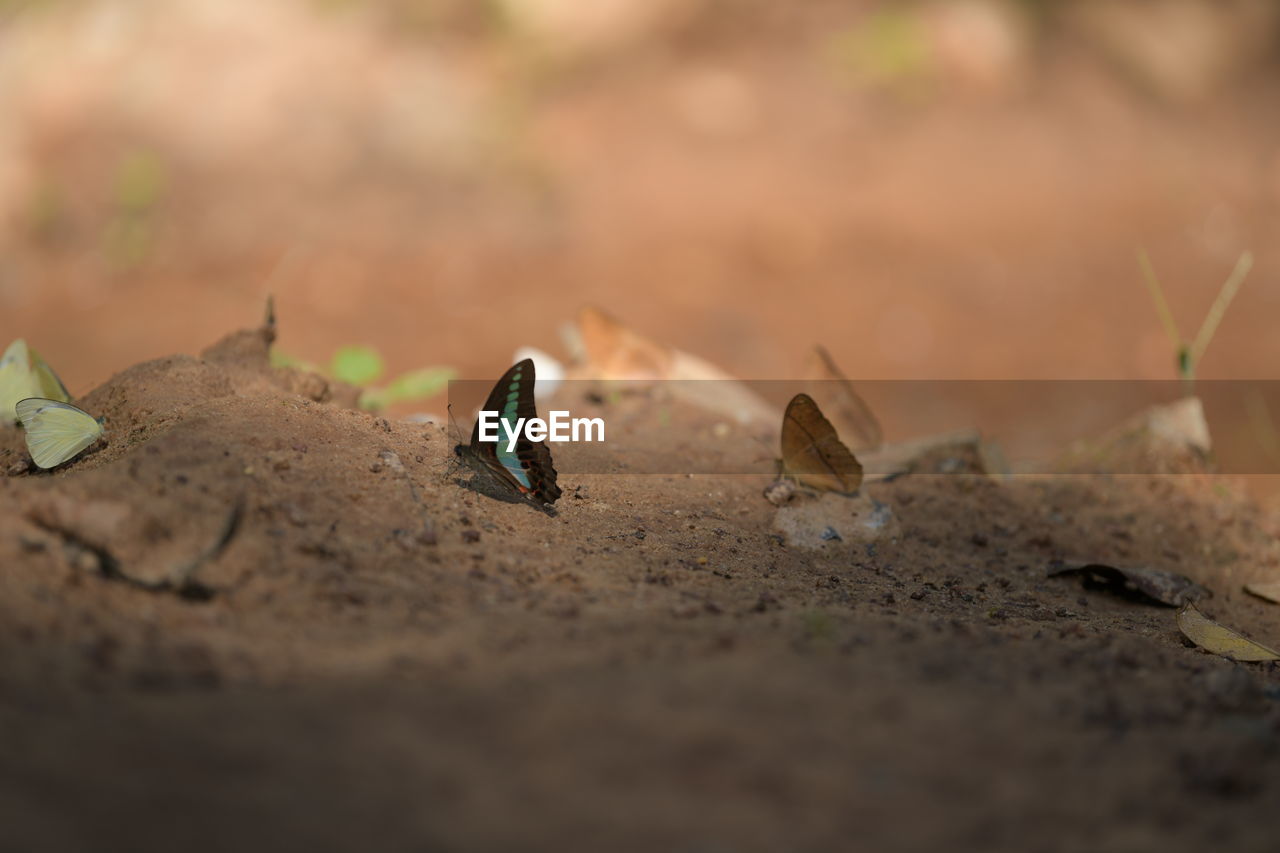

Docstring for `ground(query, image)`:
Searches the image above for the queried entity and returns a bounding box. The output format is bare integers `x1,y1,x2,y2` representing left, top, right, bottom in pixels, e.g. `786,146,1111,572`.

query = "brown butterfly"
779,393,863,495
804,345,882,453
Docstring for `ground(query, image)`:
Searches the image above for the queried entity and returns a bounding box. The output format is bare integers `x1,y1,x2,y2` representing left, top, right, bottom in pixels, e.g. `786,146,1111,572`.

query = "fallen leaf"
566,307,779,425
1056,396,1212,475
569,306,673,380
1244,581,1280,605
860,428,996,480
1177,602,1280,662
1047,560,1208,607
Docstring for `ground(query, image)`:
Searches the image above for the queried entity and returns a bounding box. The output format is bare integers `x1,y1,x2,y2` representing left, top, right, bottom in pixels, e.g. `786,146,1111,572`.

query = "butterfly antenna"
1189,250,1253,376
445,402,470,476
446,401,464,443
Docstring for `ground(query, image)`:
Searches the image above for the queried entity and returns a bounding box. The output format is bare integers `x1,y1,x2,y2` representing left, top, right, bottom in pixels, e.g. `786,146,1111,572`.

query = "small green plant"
1137,249,1253,391
272,344,454,412
331,345,384,386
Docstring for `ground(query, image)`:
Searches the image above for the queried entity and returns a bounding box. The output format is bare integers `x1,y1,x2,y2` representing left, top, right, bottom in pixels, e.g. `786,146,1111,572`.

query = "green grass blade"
1189,250,1253,369
1137,249,1182,352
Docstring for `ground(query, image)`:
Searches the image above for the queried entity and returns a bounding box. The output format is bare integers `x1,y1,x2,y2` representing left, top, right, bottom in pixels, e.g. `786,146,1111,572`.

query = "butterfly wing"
805,345,882,452
15,398,103,469
1,339,29,368
467,359,561,505
780,393,863,495
29,348,72,403
0,339,37,424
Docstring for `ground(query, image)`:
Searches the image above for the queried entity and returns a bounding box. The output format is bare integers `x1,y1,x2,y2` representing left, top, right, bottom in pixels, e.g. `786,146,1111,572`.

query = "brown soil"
6,4,1280,850
2,322,1280,852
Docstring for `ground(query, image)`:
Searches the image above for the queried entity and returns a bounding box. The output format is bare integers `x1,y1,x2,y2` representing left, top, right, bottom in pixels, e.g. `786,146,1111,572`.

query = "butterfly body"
454,359,562,510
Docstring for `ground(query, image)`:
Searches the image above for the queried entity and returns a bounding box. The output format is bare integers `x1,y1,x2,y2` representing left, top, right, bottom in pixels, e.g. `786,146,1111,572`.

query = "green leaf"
331,346,384,386
386,366,456,401
358,366,455,412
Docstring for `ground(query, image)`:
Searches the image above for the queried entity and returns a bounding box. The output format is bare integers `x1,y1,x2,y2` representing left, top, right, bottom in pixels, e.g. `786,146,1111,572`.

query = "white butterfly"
15,398,104,469
1,339,72,424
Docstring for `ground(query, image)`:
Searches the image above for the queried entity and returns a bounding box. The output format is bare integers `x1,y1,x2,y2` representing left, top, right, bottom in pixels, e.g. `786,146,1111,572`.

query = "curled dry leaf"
1056,396,1212,476
570,306,673,380
1177,602,1280,662
1047,560,1208,607
1244,581,1280,605
860,428,1005,481
566,307,779,425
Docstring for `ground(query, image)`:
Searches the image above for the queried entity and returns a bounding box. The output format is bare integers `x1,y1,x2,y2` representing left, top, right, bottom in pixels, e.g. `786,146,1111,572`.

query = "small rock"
763,479,796,506
772,492,898,550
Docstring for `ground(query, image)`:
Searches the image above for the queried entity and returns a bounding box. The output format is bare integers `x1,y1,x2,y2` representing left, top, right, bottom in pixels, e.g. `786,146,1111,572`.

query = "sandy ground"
2,322,1279,852
4,3,1280,849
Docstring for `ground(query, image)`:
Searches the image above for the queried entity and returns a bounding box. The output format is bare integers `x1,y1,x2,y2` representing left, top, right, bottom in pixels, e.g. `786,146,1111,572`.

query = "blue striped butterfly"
454,358,562,512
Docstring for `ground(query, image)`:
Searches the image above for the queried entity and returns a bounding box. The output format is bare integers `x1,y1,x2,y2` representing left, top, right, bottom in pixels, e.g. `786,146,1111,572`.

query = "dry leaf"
1047,561,1208,607
566,307,779,425
855,429,1009,482
571,306,674,380
1057,396,1211,475
1244,581,1280,605
1177,602,1280,662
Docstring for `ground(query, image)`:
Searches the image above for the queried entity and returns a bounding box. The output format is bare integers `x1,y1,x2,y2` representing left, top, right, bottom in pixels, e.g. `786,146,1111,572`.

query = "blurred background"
1,0,1278,395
